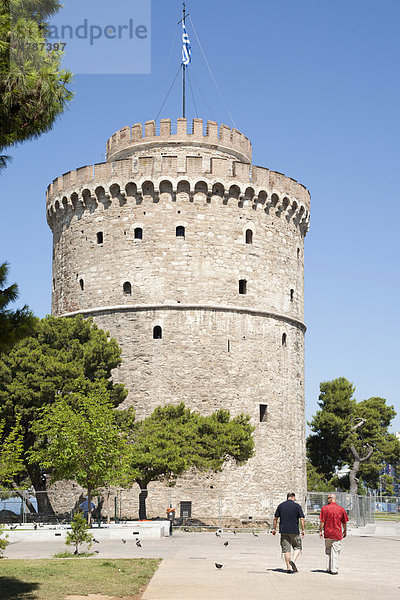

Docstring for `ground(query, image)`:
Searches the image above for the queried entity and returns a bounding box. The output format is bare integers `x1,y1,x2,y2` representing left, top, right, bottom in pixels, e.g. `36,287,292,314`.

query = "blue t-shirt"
275,500,305,534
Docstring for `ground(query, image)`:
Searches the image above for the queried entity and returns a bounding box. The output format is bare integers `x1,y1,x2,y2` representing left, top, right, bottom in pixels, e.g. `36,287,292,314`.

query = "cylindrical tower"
46,118,310,515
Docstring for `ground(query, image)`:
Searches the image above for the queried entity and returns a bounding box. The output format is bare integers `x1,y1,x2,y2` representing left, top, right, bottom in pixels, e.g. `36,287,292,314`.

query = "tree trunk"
349,453,360,495
349,444,373,495
137,481,148,520
25,462,55,516
87,487,92,527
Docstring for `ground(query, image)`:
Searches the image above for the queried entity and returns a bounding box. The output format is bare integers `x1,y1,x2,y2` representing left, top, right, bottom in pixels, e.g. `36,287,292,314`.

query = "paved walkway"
5,527,400,599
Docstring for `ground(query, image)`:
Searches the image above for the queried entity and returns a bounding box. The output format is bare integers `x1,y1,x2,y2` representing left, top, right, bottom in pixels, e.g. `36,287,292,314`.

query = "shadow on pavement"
267,568,291,573
310,569,329,573
0,577,39,600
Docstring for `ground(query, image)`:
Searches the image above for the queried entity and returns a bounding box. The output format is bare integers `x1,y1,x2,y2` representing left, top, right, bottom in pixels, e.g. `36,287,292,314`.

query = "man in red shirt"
319,493,349,575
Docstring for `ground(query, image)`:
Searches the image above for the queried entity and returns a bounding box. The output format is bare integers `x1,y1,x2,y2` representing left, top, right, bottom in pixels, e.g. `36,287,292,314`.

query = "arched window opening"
297,248,300,259
79,279,84,291
282,333,287,346
123,281,132,296
97,231,103,244
153,326,162,339
176,226,185,238
239,279,247,295
134,227,143,240
290,289,294,302
245,229,253,244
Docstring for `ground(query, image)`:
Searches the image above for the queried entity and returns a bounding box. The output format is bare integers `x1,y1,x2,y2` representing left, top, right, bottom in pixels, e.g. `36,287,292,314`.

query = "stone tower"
46,118,310,515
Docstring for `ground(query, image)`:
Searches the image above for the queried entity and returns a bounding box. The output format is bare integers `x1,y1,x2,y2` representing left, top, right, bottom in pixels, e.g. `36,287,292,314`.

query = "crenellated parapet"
46,160,311,236
106,118,252,164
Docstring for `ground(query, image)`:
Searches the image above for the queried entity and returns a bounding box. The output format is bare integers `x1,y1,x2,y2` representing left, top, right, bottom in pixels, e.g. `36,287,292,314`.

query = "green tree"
119,403,255,519
0,524,9,557
0,416,24,485
0,262,36,353
29,383,130,524
306,460,331,492
307,378,400,494
0,0,73,168
0,315,127,514
65,512,93,554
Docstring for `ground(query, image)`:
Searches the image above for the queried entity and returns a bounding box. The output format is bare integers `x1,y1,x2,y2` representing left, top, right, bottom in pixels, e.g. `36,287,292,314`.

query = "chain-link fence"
371,495,400,521
306,492,375,528
0,486,389,529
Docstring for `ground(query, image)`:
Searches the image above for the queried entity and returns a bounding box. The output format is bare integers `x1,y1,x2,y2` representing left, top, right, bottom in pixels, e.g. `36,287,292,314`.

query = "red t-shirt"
319,503,349,540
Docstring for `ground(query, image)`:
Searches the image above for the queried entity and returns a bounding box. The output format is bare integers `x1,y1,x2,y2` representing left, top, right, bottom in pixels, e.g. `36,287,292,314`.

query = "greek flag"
182,22,192,66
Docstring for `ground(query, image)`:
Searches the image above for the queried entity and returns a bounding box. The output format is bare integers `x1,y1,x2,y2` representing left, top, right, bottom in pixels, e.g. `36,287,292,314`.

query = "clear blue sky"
1,0,399,432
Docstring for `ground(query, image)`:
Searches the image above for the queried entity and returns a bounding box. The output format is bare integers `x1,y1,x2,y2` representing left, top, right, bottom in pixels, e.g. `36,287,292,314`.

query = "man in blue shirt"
272,492,305,573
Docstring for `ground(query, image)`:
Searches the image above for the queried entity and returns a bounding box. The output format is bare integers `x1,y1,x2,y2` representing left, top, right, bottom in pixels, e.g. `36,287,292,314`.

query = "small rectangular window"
239,279,247,294
97,231,103,244
259,404,268,422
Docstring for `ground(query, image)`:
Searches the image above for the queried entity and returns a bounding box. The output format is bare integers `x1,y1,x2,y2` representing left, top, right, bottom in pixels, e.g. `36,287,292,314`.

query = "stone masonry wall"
46,119,310,517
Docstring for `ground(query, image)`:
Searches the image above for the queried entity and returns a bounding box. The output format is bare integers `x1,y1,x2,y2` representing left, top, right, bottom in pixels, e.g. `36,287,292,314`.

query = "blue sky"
1,0,399,432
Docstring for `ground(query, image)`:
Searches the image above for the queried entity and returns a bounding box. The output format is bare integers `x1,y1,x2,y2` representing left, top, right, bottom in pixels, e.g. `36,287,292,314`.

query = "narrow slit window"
245,229,253,244
134,227,143,240
123,281,132,296
97,231,103,244
176,225,185,238
153,326,162,339
259,404,268,422
79,279,84,291
282,333,287,346
290,289,294,302
239,279,247,295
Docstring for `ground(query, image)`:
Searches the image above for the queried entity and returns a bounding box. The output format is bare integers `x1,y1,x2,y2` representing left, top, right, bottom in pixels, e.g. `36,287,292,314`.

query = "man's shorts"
280,533,302,553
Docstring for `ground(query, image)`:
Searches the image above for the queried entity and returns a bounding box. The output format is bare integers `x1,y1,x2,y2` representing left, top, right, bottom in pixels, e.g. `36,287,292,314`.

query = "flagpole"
182,3,186,118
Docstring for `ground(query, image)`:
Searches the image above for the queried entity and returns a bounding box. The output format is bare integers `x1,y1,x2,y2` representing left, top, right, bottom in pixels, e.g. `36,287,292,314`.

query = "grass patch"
374,513,400,522
0,558,161,600
53,551,94,558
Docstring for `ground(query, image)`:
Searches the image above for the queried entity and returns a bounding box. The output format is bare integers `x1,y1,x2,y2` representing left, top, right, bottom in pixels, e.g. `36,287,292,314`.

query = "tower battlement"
106,118,252,163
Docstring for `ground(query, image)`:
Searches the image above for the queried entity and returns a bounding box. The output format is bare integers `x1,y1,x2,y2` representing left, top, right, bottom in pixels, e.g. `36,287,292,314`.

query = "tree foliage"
0,315,127,511
307,378,400,493
0,524,9,557
0,262,36,354
118,403,255,518
65,512,93,554
0,416,24,486
0,0,73,168
29,383,130,523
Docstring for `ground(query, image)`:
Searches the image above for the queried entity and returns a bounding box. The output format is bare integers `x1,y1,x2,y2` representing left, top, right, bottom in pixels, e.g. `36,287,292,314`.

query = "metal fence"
306,492,375,528
1,486,394,528
370,495,400,521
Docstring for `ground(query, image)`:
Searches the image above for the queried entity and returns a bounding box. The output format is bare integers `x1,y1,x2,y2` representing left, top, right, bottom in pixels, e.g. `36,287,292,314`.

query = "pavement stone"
4,527,400,599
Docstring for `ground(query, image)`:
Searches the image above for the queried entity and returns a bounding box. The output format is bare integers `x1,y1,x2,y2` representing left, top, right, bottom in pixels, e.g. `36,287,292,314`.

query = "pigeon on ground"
252,532,259,537
94,550,99,554
93,538,99,543
233,530,236,535
121,539,126,544
215,563,223,569
136,540,142,547
223,541,229,547
215,531,221,537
